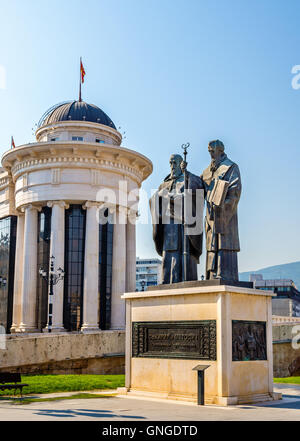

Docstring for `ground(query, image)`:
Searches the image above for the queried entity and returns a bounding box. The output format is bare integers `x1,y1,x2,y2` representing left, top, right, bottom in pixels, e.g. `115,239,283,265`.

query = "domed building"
0,99,152,336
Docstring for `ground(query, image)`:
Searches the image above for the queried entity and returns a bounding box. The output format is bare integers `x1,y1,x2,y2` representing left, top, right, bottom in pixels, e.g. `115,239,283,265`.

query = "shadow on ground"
33,408,146,419
253,391,300,410
257,400,300,410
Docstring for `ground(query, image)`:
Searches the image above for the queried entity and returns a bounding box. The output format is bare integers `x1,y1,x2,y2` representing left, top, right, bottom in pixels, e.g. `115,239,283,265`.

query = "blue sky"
0,0,300,273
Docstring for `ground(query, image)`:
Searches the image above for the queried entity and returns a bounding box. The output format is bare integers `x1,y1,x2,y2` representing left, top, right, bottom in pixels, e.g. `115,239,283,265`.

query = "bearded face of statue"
208,144,223,161
208,141,225,173
169,154,183,178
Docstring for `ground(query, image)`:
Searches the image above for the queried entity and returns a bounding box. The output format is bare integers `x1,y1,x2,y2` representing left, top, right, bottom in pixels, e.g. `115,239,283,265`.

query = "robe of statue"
150,171,203,284
201,153,241,281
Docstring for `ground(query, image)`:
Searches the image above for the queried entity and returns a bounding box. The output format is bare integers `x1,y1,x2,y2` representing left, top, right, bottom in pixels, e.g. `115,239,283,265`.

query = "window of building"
50,137,59,142
72,136,83,141
99,208,114,330
276,287,290,292
0,216,17,333
36,207,51,331
95,139,105,144
137,267,148,272
136,260,161,265
63,205,86,331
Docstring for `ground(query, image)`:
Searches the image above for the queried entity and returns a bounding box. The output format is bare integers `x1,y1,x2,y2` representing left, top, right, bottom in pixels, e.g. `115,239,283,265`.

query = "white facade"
0,100,152,333
136,257,162,291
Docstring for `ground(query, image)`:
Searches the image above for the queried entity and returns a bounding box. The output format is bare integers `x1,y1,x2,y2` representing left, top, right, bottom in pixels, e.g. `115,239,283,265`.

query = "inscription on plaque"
132,321,216,360
232,320,267,361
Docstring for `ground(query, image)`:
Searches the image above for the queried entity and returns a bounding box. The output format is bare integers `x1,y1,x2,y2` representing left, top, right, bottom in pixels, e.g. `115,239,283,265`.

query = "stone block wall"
0,330,125,375
2,324,300,379
273,323,300,377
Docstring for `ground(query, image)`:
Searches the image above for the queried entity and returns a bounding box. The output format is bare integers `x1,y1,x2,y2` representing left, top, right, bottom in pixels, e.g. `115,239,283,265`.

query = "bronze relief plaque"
232,320,267,361
132,321,216,360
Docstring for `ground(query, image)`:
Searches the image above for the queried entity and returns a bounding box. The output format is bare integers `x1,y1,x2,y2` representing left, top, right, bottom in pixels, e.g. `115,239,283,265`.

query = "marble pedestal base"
120,283,282,406
15,326,40,334
42,326,66,334
80,326,101,333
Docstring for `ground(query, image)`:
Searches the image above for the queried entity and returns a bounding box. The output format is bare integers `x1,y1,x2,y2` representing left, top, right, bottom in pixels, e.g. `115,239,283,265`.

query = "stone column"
126,208,137,293
81,202,101,332
45,201,69,332
18,204,41,333
10,214,25,333
111,205,126,329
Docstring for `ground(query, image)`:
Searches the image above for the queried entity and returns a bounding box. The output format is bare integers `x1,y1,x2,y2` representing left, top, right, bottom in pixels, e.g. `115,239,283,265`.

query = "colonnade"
10,201,136,333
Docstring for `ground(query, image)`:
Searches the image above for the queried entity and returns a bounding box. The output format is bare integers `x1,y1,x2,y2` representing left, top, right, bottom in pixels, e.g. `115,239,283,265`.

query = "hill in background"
240,261,300,289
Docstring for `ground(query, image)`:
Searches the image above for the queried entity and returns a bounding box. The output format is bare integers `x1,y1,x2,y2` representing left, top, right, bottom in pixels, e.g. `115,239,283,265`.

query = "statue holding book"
201,139,241,281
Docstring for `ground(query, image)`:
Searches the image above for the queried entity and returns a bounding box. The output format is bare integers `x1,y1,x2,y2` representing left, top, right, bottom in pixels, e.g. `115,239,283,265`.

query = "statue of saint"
150,154,203,284
201,139,241,281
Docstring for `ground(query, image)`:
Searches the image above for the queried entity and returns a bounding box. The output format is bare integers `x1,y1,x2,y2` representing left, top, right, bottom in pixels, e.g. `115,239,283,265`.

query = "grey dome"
38,100,116,129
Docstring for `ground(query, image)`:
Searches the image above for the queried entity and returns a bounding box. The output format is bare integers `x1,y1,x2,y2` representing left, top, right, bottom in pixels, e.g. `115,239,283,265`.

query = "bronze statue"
201,140,241,281
150,154,203,284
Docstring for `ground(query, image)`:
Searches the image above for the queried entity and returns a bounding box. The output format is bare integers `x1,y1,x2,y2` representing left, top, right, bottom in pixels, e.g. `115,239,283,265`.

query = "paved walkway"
0,384,300,421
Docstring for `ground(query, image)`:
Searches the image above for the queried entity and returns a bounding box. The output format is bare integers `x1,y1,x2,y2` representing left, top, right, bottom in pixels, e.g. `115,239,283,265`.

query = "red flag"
11,136,15,149
80,59,86,84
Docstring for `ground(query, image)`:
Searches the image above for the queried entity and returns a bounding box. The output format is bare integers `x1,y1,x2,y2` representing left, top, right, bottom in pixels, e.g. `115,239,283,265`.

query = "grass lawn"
274,377,300,385
0,374,125,396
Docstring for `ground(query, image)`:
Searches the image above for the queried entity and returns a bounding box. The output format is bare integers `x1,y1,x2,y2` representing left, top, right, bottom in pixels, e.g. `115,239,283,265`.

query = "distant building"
136,258,162,291
250,274,300,317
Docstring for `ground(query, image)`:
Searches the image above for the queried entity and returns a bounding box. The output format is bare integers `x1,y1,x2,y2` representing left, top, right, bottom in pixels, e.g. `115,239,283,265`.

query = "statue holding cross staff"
149,144,204,284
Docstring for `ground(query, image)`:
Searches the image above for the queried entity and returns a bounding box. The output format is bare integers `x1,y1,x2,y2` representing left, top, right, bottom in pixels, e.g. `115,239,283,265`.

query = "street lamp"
39,255,65,333
0,276,7,287
141,280,146,292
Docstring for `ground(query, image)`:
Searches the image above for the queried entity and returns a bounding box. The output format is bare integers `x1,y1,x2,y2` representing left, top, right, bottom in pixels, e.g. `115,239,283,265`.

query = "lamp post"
141,280,146,292
0,276,7,287
39,255,65,333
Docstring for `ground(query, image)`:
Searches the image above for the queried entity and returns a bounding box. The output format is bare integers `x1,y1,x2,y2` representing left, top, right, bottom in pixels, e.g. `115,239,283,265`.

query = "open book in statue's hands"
208,179,229,207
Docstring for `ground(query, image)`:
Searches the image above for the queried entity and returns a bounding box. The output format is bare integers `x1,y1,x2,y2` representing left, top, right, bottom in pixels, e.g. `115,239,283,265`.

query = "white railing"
272,315,300,324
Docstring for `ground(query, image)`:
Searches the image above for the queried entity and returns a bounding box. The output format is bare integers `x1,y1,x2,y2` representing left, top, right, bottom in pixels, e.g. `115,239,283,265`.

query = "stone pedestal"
120,282,282,406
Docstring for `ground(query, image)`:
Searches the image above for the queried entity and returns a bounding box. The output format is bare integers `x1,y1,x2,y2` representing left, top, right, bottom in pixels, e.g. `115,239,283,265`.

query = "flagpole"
79,57,82,102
